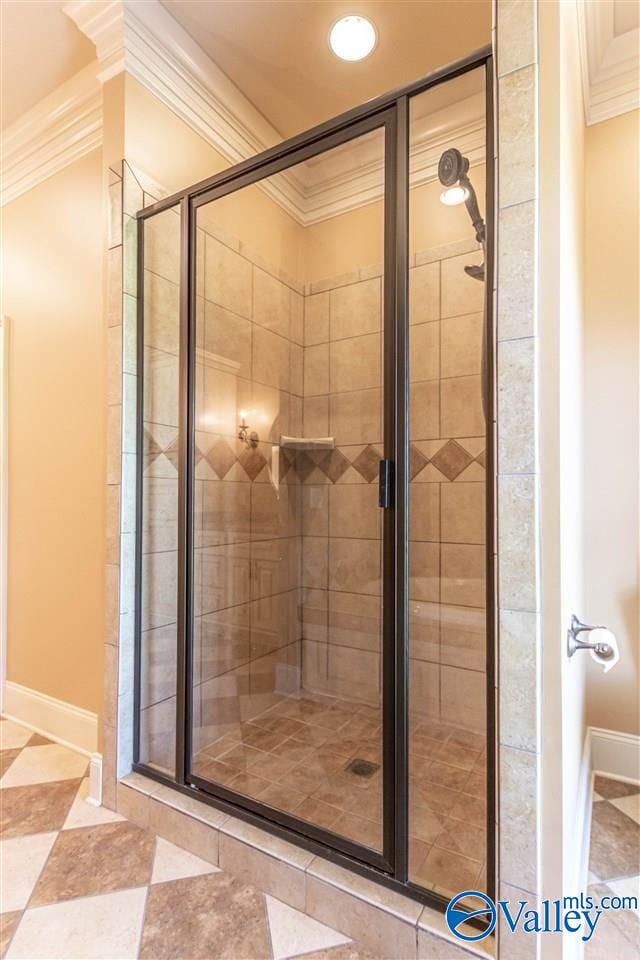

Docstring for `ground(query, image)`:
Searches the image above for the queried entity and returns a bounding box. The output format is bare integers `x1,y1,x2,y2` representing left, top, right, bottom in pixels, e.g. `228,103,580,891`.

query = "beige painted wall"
583,109,640,737
1,149,105,715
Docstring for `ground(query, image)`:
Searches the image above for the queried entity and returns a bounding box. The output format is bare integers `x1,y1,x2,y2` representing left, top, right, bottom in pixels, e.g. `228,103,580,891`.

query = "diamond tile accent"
475,449,486,467
430,440,474,481
351,445,380,483
164,436,180,472
295,452,317,483
319,448,351,483
409,444,429,481
238,446,268,482
206,437,236,479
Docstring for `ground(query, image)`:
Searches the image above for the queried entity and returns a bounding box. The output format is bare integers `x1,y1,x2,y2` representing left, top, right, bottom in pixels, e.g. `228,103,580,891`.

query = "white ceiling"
0,0,95,129
160,0,492,138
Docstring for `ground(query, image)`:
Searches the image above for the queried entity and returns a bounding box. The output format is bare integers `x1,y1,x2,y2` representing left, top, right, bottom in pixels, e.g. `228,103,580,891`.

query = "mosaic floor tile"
5,887,147,960
265,894,351,960
0,721,32,751
1,778,82,838
139,872,272,959
62,778,125,830
30,821,155,906
151,836,220,884
0,744,88,788
0,832,57,911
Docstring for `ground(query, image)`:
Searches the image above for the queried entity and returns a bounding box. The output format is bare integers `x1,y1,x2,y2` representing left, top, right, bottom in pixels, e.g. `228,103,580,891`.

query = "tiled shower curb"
118,772,493,960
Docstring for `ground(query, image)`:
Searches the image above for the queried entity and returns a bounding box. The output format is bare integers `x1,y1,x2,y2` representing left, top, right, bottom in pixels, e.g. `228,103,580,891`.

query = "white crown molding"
64,0,486,224
0,63,102,207
577,0,640,125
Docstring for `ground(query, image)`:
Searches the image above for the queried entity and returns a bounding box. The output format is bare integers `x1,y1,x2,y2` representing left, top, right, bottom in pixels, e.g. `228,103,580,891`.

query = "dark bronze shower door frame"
134,44,495,915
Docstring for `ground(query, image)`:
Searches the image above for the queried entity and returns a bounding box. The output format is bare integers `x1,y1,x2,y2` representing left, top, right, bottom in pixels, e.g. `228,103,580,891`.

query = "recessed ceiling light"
440,185,470,206
329,16,377,61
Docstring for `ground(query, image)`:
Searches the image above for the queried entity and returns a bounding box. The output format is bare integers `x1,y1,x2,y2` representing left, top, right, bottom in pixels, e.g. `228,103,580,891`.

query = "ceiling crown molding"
577,0,640,125
0,63,102,207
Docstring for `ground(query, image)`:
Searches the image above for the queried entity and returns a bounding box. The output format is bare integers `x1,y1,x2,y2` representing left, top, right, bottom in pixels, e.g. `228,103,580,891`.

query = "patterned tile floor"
192,692,487,898
585,774,640,959
0,717,376,960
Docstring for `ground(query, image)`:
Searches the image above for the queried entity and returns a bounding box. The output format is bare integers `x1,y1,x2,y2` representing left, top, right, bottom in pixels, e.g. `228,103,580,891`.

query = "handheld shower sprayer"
438,148,486,281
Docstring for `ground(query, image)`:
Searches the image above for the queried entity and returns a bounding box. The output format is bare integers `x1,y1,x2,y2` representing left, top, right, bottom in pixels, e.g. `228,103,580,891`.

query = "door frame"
133,43,496,916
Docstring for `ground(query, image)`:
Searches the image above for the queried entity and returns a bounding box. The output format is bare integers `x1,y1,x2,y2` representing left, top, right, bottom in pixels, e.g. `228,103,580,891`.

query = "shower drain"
345,758,380,778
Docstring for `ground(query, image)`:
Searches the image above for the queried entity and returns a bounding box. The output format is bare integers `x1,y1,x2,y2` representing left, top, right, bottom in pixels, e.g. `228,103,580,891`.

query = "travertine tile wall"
299,240,488,732
495,1,540,956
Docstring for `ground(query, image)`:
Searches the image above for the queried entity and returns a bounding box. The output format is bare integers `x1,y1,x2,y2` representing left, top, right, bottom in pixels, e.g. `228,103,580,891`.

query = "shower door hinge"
378,459,393,509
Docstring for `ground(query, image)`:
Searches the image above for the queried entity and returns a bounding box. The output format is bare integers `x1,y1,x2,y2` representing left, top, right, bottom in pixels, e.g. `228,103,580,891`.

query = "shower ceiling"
160,0,491,137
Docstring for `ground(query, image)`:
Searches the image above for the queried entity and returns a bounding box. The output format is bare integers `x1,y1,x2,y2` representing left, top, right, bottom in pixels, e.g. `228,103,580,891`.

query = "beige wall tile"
140,696,175,771
441,482,485,544
302,536,329,589
204,302,251,381
145,208,180,285
106,404,122,485
219,833,306,909
440,605,485,672
500,746,538,891
410,380,440,441
302,637,328,689
330,388,381,444
440,665,486,731
441,252,485,319
410,483,440,542
304,292,330,345
441,313,483,379
107,325,123,406
200,543,251,614
105,562,120,646
329,538,381,596
301,485,329,536
409,658,439,720
498,201,535,340
498,64,537,208
107,246,123,328
498,475,536,611
330,333,381,393
148,797,220,865
140,623,178,706
144,348,179,427
440,375,484,438
328,645,380,704
253,326,290,392
498,337,535,474
203,480,251,544
304,342,329,397
116,782,150,828
410,322,439,383
410,261,440,325
409,541,439,602
290,290,303,345
497,0,537,77
305,876,418,959
141,550,177,629
252,267,290,338
500,609,538,752
144,271,179,355
409,600,439,663
329,484,380,540
329,591,381,652
441,544,485,607
330,278,381,341
106,484,121,566
303,395,329,437
204,235,252,318
290,342,303,397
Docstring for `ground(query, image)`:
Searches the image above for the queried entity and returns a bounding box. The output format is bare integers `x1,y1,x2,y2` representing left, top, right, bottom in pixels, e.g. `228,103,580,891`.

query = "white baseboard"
2,680,99,756
590,726,640,784
87,753,103,805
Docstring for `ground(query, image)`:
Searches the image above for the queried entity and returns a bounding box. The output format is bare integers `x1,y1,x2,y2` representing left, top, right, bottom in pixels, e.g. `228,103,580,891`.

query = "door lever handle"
567,614,614,660
378,459,392,509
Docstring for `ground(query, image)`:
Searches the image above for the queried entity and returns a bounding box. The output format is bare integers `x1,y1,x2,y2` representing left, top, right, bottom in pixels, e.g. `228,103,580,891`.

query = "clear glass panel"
190,127,386,852
139,204,181,775
407,68,488,895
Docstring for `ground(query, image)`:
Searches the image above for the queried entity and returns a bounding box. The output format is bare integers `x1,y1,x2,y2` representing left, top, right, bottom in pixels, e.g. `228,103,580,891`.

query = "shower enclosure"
134,47,494,914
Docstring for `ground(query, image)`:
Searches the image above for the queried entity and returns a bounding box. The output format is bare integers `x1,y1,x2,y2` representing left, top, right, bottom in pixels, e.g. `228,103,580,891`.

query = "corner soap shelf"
279,436,335,451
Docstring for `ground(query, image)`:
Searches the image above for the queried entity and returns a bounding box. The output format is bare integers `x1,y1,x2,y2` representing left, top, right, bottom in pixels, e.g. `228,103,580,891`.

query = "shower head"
437,147,486,255
438,148,469,188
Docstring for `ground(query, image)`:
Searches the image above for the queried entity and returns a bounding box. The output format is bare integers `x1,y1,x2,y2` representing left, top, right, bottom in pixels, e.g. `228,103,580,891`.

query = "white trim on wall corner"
590,726,640,783
577,0,640,125
2,681,99,756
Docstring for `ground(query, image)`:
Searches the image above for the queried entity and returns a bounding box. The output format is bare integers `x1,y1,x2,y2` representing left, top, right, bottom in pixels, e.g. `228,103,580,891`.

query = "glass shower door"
186,118,393,864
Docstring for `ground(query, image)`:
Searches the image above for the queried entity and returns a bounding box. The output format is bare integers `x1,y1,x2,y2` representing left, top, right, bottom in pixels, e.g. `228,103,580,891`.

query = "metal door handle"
567,614,615,660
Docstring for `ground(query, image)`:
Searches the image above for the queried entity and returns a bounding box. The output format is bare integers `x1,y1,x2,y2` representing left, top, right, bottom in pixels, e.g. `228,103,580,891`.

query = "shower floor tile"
191,690,488,901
